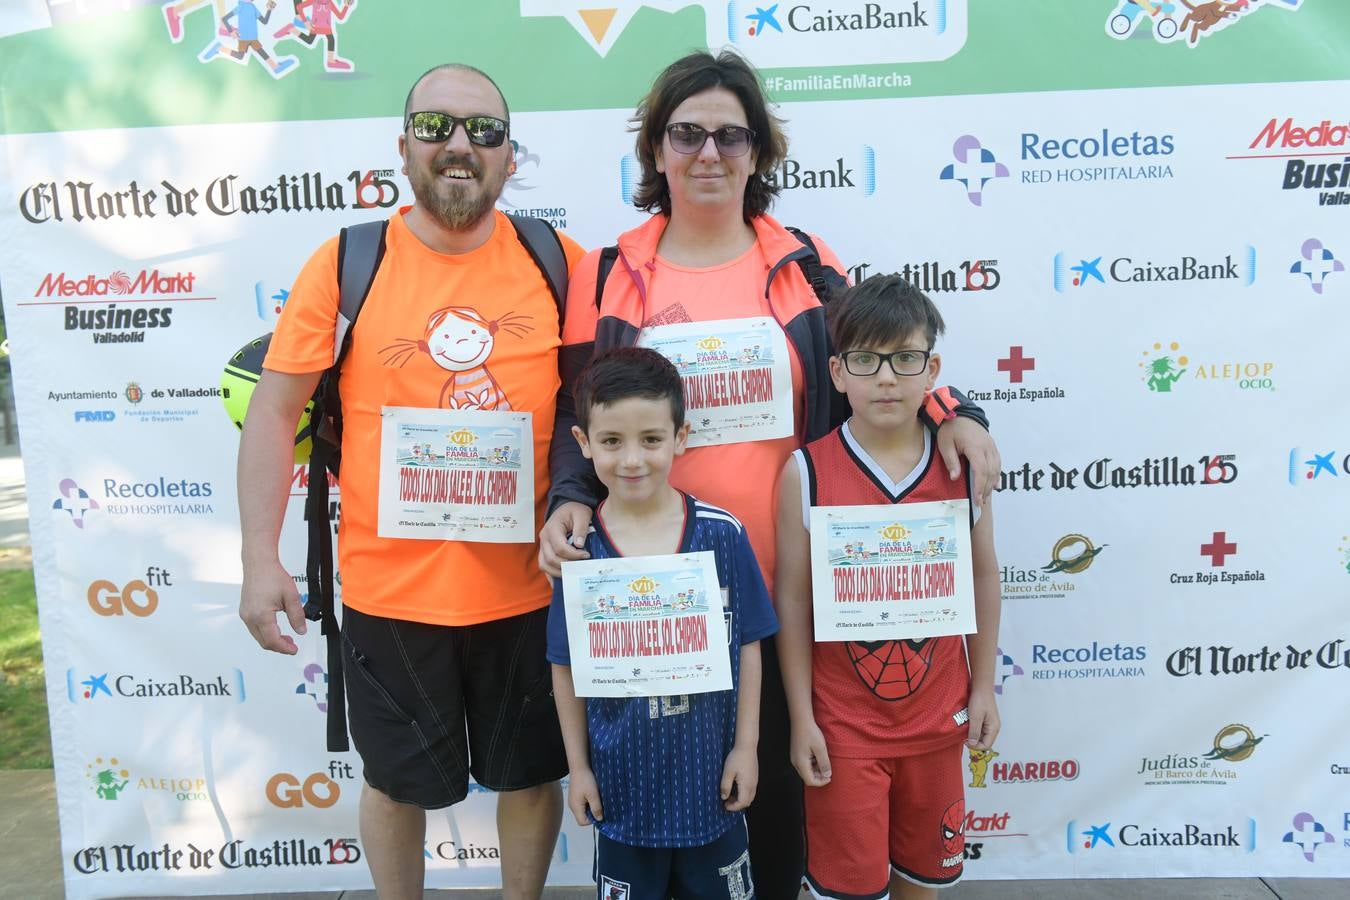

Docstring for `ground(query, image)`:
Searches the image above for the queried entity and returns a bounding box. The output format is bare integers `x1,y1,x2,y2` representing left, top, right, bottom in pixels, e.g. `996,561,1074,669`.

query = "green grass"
0,565,52,769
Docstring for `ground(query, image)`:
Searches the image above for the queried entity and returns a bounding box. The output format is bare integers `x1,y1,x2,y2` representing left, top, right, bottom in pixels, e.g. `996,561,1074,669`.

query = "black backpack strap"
785,226,845,305
507,214,569,324
308,217,386,754
594,245,619,311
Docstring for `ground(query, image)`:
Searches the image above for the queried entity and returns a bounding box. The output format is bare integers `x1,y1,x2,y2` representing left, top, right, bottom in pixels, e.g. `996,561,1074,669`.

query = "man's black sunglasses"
406,111,509,147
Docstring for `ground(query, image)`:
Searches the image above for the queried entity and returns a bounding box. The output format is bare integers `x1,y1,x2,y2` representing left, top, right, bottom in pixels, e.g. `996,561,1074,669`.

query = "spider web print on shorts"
846,639,935,700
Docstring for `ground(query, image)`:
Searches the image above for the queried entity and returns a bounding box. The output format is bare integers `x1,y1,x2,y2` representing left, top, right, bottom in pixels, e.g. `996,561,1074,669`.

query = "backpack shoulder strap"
785,226,845,305
334,219,389,365
507,213,569,324
594,245,619,312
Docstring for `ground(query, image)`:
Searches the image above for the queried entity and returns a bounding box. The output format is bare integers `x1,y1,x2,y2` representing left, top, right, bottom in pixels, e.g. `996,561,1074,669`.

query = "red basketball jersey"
799,423,972,759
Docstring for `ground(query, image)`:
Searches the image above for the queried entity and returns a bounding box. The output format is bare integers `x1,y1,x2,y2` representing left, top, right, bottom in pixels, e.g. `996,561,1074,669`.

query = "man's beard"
412,153,509,231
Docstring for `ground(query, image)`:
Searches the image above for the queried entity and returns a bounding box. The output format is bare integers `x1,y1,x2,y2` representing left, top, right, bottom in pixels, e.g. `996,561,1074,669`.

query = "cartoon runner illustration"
380,306,533,410
199,0,298,79
275,0,357,72
161,0,232,43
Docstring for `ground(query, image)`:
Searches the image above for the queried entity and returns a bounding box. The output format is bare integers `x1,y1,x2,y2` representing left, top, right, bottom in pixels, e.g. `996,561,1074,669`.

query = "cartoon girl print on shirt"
380,306,532,410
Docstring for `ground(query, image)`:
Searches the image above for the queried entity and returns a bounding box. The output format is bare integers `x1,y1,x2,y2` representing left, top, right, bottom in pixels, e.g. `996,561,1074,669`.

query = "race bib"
376,406,534,542
809,500,976,642
638,317,793,448
560,552,732,698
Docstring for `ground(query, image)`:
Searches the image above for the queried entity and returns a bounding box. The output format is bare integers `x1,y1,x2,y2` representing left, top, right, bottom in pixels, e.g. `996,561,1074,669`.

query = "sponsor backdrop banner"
1,1,1348,896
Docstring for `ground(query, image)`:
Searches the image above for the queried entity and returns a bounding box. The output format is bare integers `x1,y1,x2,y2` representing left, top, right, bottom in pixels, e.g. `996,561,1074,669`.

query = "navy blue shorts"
594,820,754,900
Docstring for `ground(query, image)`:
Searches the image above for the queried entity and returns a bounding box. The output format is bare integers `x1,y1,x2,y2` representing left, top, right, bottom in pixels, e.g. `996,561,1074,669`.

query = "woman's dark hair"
629,49,787,222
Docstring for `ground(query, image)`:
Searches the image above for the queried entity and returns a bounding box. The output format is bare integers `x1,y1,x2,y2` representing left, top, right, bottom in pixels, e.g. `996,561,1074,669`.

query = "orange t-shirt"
265,208,586,626
643,243,806,596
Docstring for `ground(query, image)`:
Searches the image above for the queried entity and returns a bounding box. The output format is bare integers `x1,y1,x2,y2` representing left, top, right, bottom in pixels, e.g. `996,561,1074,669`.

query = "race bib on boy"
809,500,977,642
561,552,732,698
376,406,534,542
638,317,792,448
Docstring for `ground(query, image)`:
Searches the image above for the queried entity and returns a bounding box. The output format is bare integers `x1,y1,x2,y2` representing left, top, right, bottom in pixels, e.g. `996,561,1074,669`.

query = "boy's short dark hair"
573,347,686,433
828,273,946,353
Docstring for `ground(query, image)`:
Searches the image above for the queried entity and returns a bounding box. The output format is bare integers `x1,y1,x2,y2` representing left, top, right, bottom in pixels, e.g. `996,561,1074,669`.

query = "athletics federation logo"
1290,238,1345,294
939,136,1008,207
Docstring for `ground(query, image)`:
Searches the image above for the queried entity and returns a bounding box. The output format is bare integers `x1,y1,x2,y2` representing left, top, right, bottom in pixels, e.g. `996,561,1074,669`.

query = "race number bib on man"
809,500,976,642
638,317,792,448
560,552,732,698
376,406,534,542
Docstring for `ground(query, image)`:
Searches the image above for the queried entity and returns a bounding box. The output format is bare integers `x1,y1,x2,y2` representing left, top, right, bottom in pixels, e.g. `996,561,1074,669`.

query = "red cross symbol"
1200,531,1237,567
997,346,1036,383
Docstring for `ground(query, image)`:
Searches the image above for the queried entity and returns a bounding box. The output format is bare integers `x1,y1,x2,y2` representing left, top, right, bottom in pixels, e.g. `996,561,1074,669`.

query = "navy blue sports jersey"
547,493,778,848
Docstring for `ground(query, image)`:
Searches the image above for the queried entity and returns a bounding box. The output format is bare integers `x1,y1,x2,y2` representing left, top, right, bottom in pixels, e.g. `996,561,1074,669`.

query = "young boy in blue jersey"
775,275,1001,899
547,347,779,900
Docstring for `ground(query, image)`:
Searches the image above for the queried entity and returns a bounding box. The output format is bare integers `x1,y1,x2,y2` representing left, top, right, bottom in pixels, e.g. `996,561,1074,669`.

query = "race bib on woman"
638,317,793,448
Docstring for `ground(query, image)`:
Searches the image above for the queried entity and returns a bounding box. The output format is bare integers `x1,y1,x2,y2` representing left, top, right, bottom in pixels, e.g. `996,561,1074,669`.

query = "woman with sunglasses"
541,49,998,899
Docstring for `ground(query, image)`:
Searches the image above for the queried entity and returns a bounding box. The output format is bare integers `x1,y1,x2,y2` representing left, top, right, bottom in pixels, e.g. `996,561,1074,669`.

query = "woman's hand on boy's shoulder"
539,501,593,577
965,686,1001,751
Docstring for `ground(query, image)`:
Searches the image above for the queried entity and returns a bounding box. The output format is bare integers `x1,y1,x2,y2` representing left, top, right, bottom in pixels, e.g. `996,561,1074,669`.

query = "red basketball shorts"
803,742,966,898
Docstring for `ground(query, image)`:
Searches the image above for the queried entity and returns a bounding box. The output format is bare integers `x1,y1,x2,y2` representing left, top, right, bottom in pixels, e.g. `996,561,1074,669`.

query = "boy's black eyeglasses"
840,349,931,377
406,112,509,147
664,123,756,157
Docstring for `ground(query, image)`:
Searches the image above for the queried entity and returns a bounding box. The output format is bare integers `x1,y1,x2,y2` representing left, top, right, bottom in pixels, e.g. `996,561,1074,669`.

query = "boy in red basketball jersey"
774,274,1002,899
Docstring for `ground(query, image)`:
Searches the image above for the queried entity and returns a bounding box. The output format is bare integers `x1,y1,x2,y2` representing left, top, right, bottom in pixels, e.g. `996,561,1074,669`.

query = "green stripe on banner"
1,0,1348,135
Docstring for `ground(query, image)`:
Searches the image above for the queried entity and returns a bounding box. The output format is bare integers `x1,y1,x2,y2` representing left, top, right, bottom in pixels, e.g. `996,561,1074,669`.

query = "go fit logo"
87,568,171,617
266,761,354,809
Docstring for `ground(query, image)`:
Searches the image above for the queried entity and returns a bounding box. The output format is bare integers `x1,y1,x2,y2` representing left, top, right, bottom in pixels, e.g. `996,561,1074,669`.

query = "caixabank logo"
1135,723,1268,787
622,145,876,201
1288,447,1350,485
1137,340,1275,394
20,267,206,345
1001,533,1107,601
1067,817,1256,854
1229,116,1350,211
1053,246,1256,292
764,147,876,195
18,169,398,224
999,452,1238,493
723,0,966,69
966,345,1068,407
66,668,245,702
